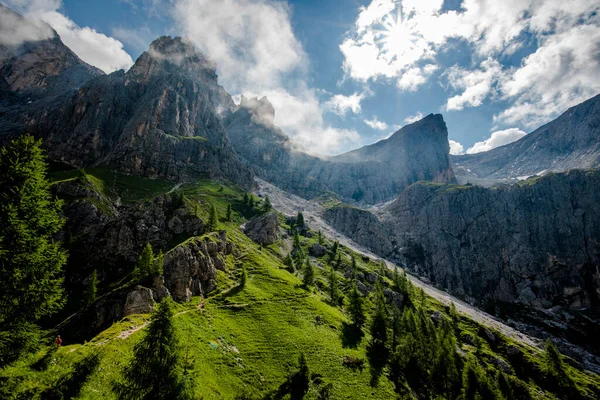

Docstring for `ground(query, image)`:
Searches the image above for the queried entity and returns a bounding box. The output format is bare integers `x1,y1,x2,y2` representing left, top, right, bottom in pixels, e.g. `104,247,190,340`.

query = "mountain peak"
239,95,275,125
127,36,217,82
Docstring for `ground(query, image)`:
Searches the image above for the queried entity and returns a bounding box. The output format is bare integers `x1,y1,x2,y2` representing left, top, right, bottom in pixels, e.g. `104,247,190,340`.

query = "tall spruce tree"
347,284,366,328
367,281,389,367
155,250,164,277
0,135,67,326
114,298,192,400
263,196,272,212
134,243,154,282
303,259,314,288
296,211,305,228
328,266,340,305
208,204,218,231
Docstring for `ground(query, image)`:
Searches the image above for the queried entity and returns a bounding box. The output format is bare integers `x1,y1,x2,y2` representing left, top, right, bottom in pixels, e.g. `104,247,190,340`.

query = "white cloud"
4,0,134,73
445,58,502,111
364,116,388,131
466,128,526,154
171,0,360,155
449,139,464,155
342,0,600,127
0,3,54,46
324,92,365,116
404,111,424,124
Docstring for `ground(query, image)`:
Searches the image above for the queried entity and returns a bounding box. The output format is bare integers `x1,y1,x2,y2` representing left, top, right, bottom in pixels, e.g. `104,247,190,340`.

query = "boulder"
243,211,278,245
309,243,327,257
124,286,155,315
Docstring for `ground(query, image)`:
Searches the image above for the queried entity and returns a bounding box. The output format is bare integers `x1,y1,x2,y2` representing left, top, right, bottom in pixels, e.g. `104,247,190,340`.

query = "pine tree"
369,281,388,346
208,204,218,231
84,269,98,307
303,259,314,288
134,243,154,282
328,266,339,305
263,196,272,212
351,256,357,280
226,203,232,221
0,135,67,326
155,250,164,276
318,230,323,245
243,192,249,205
249,195,254,208
293,230,302,248
391,305,401,350
114,298,192,400
379,260,386,277
347,284,366,328
296,211,305,228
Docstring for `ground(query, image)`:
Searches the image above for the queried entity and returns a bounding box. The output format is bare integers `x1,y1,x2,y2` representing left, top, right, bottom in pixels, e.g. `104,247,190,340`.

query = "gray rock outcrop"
243,211,278,245
309,243,327,257
124,286,156,315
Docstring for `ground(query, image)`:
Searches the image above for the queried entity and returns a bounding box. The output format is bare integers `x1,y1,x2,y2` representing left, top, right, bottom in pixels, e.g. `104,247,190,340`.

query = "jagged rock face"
55,179,205,285
452,94,600,185
243,211,279,245
164,231,233,302
0,5,103,94
323,206,393,258
0,33,253,186
226,103,456,204
328,170,600,311
124,286,156,315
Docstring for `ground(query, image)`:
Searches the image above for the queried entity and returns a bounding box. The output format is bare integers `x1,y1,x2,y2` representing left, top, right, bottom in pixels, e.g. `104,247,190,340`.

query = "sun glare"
374,6,419,62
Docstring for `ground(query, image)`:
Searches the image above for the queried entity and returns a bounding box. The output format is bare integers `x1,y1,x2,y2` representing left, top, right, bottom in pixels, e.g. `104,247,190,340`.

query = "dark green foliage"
263,196,272,212
84,269,98,307
347,284,366,328
114,298,192,400
283,253,294,273
293,230,301,248
317,230,323,245
318,382,333,399
0,322,42,366
226,203,232,221
328,266,340,305
296,211,305,228
351,256,357,280
543,339,576,395
134,243,154,282
328,241,339,264
243,193,249,205
155,250,164,276
460,356,501,400
0,135,67,327
208,203,219,231
303,259,314,288
290,353,310,400
249,195,254,208
367,282,389,384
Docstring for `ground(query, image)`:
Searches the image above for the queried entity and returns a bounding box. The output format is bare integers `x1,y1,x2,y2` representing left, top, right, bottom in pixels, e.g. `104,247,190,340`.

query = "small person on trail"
55,335,62,347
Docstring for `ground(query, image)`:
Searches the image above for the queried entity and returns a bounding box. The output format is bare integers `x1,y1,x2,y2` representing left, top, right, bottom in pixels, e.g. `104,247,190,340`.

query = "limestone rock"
124,286,155,315
243,211,278,245
309,243,327,257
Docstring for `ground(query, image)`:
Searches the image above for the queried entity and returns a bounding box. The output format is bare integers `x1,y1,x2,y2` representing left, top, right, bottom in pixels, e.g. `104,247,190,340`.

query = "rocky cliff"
225,101,456,204
0,31,253,187
327,170,600,311
453,94,600,185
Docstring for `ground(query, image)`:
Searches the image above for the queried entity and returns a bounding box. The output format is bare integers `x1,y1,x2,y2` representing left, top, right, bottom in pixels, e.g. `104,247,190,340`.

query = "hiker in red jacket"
55,335,62,347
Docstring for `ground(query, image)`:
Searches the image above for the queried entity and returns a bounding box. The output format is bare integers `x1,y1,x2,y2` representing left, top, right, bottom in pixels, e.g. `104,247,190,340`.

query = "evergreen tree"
293,230,302,248
347,284,366,328
155,250,164,276
114,298,192,400
318,230,323,245
296,211,305,228
226,203,232,221
84,269,98,307
379,260,386,277
263,196,272,212
351,256,357,280
243,193,249,206
283,253,295,272
368,281,389,352
208,204,218,231
328,266,340,305
0,135,67,327
390,305,401,350
303,259,314,288
248,195,254,208
134,243,154,282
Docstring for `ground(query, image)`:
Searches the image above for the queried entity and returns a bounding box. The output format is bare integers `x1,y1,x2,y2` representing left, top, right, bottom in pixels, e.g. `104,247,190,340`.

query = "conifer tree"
328,266,340,305
351,256,357,280
303,259,314,288
296,211,305,228
226,203,232,221
293,230,302,248
263,196,272,212
114,298,192,400
347,284,366,328
369,281,389,348
318,230,323,245
134,243,154,282
391,305,401,350
208,204,218,231
0,135,67,327
243,192,249,206
155,250,164,276
84,269,98,307
248,195,254,208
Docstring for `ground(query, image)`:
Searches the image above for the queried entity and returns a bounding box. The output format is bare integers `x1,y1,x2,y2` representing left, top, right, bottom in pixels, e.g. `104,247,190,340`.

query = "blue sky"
4,0,600,155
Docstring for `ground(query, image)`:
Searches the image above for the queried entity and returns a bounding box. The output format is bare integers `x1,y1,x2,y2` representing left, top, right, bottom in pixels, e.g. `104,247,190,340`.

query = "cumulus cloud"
404,111,424,124
449,139,464,155
4,0,134,73
171,0,361,155
324,92,365,116
342,0,600,127
364,116,388,130
466,128,526,154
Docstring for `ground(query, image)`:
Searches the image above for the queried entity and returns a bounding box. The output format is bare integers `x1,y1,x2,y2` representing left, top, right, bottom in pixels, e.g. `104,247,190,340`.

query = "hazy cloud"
466,128,526,154
363,116,389,130
404,111,424,124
